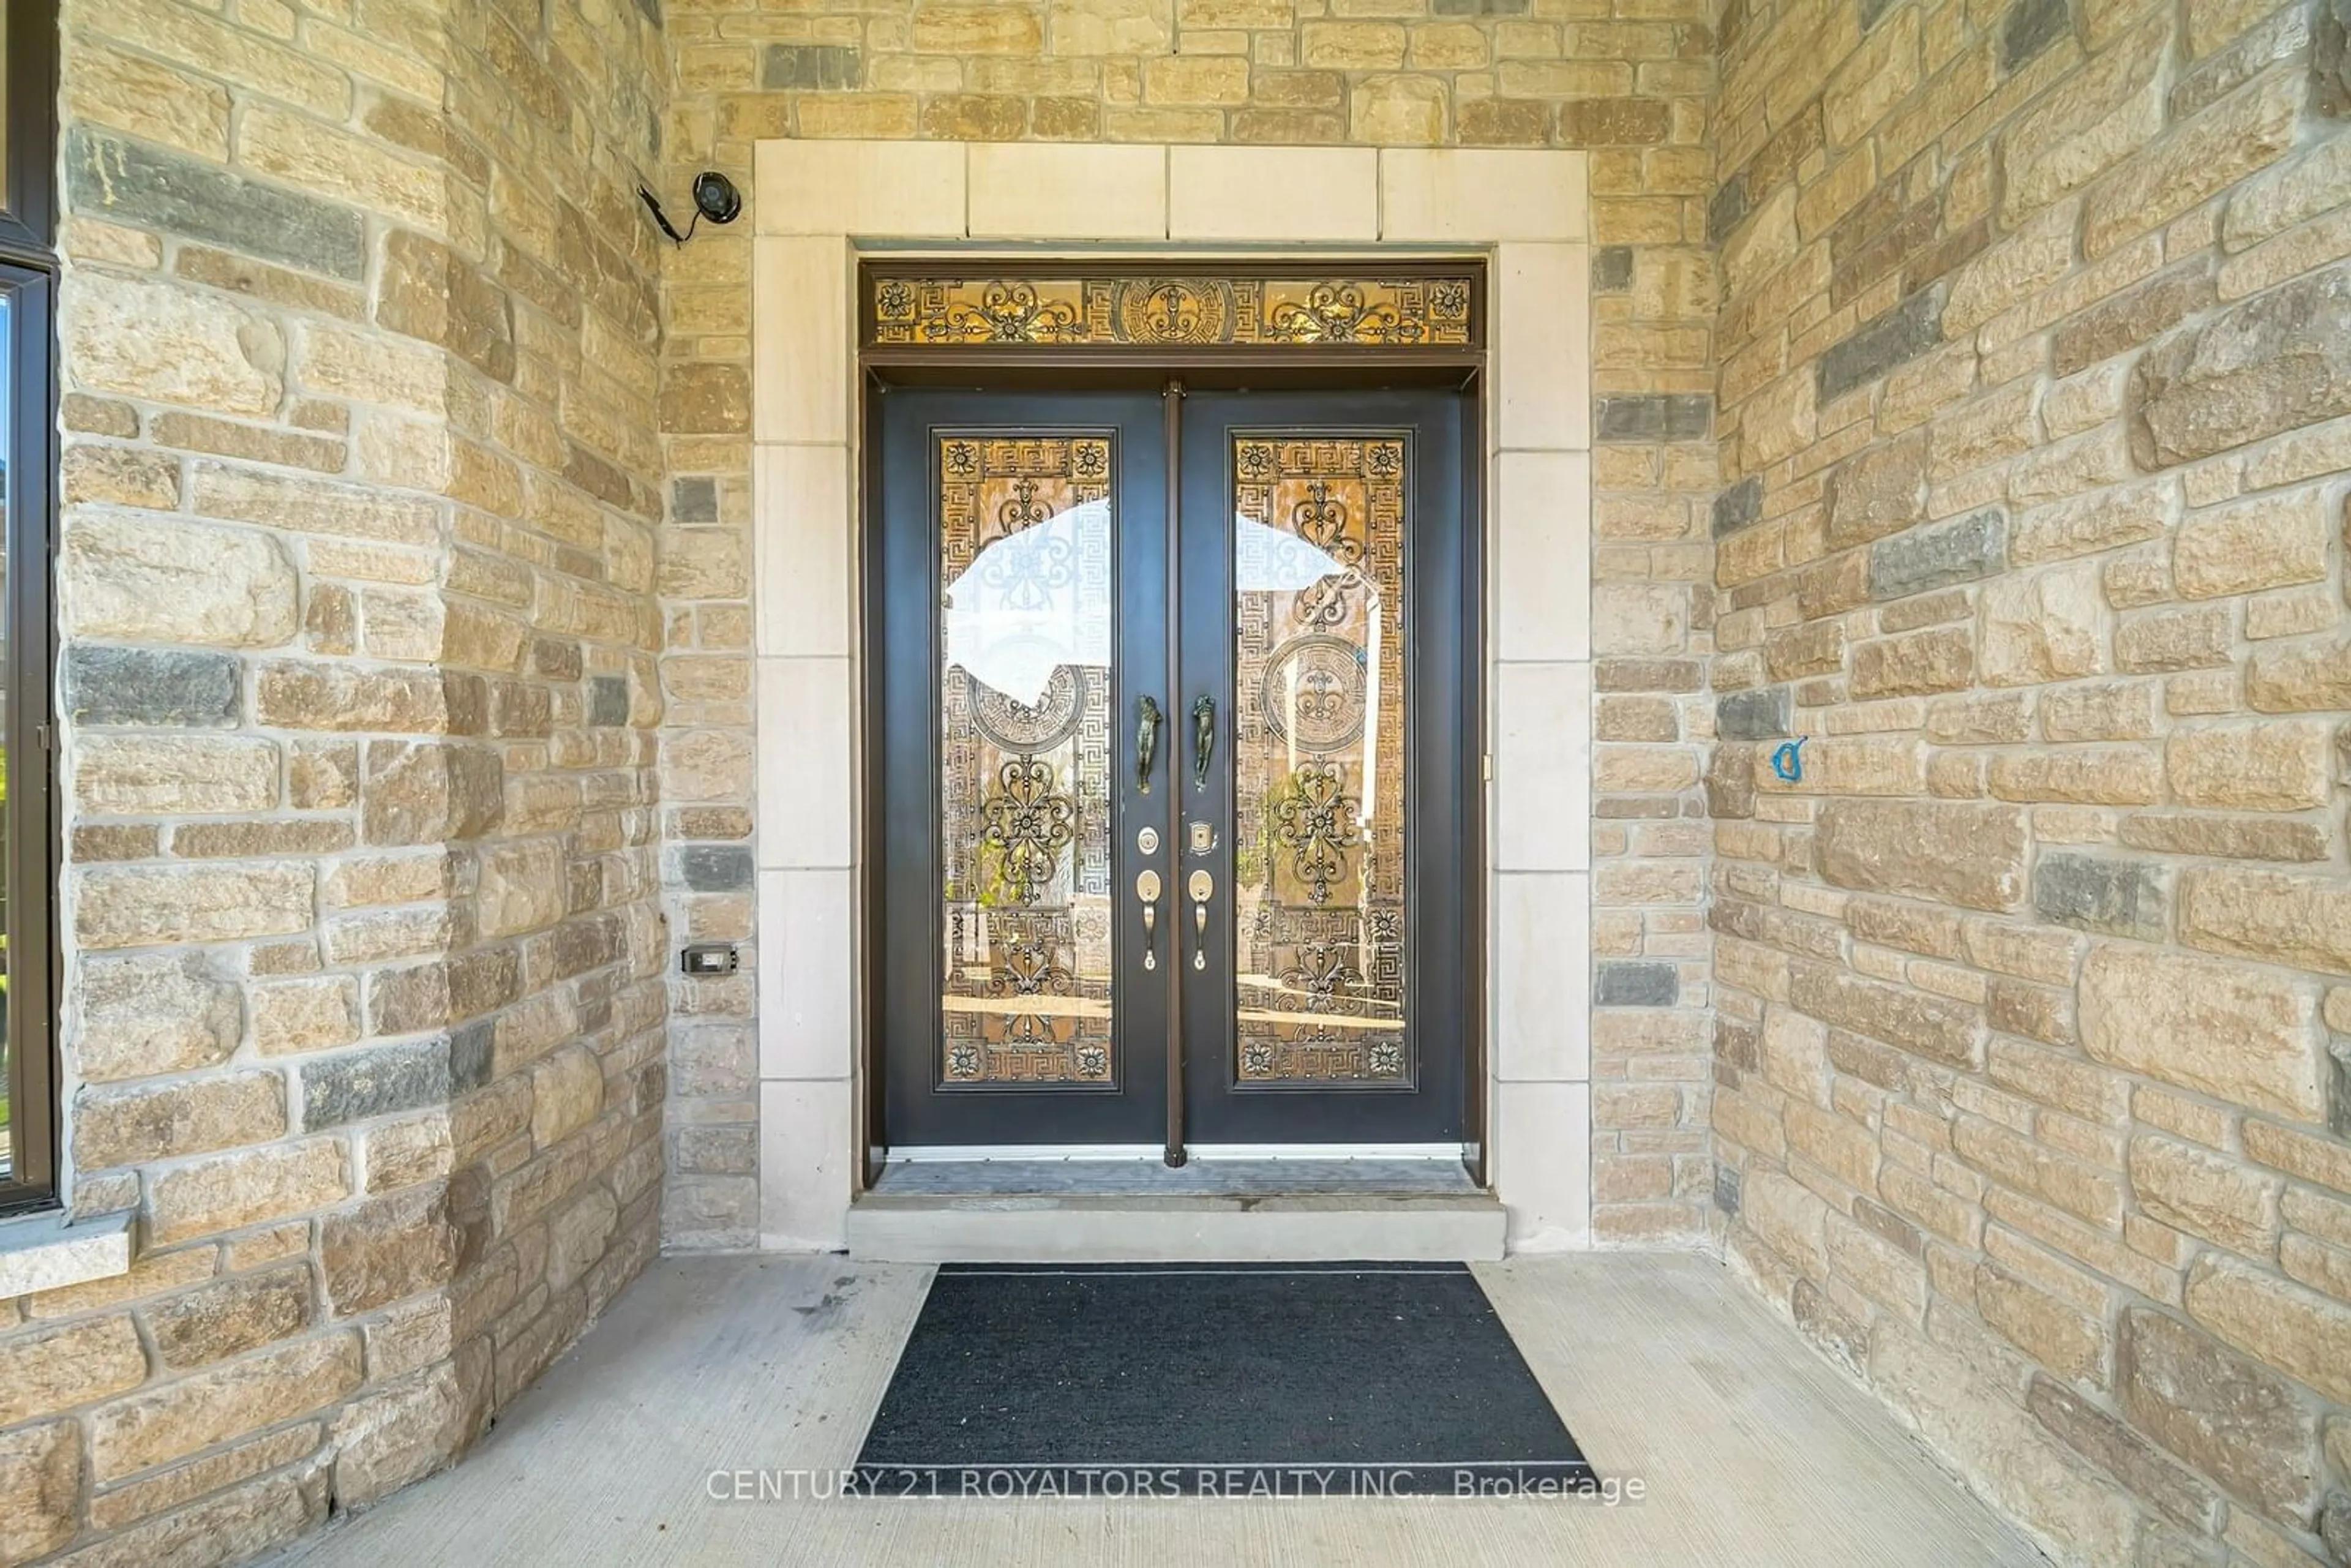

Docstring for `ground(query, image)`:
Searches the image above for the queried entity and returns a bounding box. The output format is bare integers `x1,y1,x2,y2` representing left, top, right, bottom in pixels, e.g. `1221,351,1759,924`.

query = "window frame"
0,0,60,1216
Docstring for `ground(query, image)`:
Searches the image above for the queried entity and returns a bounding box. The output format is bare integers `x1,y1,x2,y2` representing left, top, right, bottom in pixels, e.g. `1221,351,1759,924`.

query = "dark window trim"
0,0,58,258
0,0,60,1215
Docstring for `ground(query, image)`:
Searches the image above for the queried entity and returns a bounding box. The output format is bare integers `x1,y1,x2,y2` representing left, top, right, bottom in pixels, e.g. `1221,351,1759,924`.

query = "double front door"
872,388,1474,1152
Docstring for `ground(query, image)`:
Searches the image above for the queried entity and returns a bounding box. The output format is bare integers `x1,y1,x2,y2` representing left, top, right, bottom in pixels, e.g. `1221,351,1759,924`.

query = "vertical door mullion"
1161,383,1187,1166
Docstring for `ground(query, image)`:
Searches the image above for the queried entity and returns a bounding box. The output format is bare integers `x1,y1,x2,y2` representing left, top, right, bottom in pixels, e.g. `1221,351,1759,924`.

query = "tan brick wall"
2,0,672,1555
1709,0,2351,1556
651,0,1724,1249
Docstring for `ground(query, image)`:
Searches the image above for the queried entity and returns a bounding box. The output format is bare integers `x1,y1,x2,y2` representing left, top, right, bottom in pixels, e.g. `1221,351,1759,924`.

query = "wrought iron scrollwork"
1269,763,1362,907
979,759,1076,906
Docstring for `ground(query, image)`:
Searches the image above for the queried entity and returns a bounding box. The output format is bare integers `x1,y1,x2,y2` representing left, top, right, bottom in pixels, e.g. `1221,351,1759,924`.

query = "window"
0,0,57,1213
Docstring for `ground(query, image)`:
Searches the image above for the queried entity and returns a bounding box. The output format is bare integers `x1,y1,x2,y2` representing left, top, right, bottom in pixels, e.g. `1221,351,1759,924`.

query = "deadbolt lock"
1188,820,1215,855
1138,825,1160,855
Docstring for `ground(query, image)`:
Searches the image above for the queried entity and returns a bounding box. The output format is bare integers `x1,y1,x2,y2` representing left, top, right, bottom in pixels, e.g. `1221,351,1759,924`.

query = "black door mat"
852,1261,1595,1498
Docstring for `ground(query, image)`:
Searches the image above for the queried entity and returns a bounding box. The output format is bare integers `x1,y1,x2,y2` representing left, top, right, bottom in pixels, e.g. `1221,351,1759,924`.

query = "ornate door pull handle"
1136,696,1162,793
1188,869,1213,971
1138,869,1163,971
1191,695,1215,790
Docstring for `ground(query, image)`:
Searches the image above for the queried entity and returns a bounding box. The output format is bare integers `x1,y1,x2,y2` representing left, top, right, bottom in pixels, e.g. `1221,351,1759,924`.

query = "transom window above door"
861,264,1483,352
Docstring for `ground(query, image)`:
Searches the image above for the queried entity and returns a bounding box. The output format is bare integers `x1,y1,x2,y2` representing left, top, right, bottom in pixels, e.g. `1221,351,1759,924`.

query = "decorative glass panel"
870,274,1474,348
938,435,1117,1087
1231,437,1408,1084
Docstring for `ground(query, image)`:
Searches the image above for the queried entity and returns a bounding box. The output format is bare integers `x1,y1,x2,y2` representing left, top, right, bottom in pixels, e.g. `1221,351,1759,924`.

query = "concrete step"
845,1191,1506,1262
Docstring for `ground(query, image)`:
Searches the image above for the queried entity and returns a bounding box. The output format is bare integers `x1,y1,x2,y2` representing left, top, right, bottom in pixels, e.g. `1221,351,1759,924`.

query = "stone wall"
651,0,1723,1249
2,0,672,1557
1708,0,2351,1557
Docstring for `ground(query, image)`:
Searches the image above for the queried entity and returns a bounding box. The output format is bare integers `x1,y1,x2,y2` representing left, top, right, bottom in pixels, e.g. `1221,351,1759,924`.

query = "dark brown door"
870,386,1474,1150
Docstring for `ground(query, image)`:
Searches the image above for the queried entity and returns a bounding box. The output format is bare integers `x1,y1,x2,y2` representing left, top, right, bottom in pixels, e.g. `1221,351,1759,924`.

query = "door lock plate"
1188,821,1215,855
1187,869,1213,902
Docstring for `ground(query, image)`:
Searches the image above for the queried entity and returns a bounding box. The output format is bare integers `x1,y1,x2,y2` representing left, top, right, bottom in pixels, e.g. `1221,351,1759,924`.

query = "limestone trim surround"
748,141,1595,1252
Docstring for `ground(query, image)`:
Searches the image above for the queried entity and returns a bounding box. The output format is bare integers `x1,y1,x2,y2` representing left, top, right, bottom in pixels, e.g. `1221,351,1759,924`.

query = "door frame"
749,140,1597,1252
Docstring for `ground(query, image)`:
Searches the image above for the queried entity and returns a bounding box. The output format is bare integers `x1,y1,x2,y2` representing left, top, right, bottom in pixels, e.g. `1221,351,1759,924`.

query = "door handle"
1136,696,1162,793
1191,696,1215,790
1187,869,1212,972
1138,869,1163,971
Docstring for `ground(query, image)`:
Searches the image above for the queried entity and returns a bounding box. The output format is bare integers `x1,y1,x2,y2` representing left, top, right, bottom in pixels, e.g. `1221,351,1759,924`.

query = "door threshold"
880,1142,1464,1165
848,1172,1502,1263
866,1155,1477,1198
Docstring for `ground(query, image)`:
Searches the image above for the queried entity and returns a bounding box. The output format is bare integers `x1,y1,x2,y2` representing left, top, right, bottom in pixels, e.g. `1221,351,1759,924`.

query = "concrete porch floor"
269,1253,2044,1567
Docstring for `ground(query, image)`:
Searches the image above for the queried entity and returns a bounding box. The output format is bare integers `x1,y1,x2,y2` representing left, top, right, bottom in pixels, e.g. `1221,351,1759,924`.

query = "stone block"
77,864,315,951
2131,1133,2282,1254
1716,686,1790,740
1979,562,2106,686
1976,1266,2105,1383
148,1138,348,1246
2131,260,2351,468
1868,508,2004,601
331,1341,492,1509
2001,0,2072,68
2052,258,2216,380
66,646,241,728
2173,490,2331,599
64,513,297,650
64,269,283,416
2115,604,2233,672
2000,16,2166,222
1850,625,1974,697
2025,1376,2218,1533
362,741,506,846
678,844,754,892
2080,945,2323,1119
1817,286,1943,403
1815,798,2027,912
1595,961,1679,1007
762,43,859,90
146,1264,315,1370
302,1039,465,1131
2083,66,2301,258
1743,1167,1828,1269
377,230,516,384
911,4,1041,52
1869,1319,2140,1562
2167,719,2331,812
1711,475,1762,538
0,1315,148,1429
321,1185,463,1316
2186,1251,2351,1406
590,675,629,726
1594,394,1713,442
77,952,243,1082
1826,432,1927,548
76,735,279,816
2033,853,2168,941
531,1045,606,1148
2178,866,2351,977
72,1073,286,1171
66,128,367,280
478,839,567,938
0,1422,78,1563
89,1333,361,1481
1790,959,1984,1069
